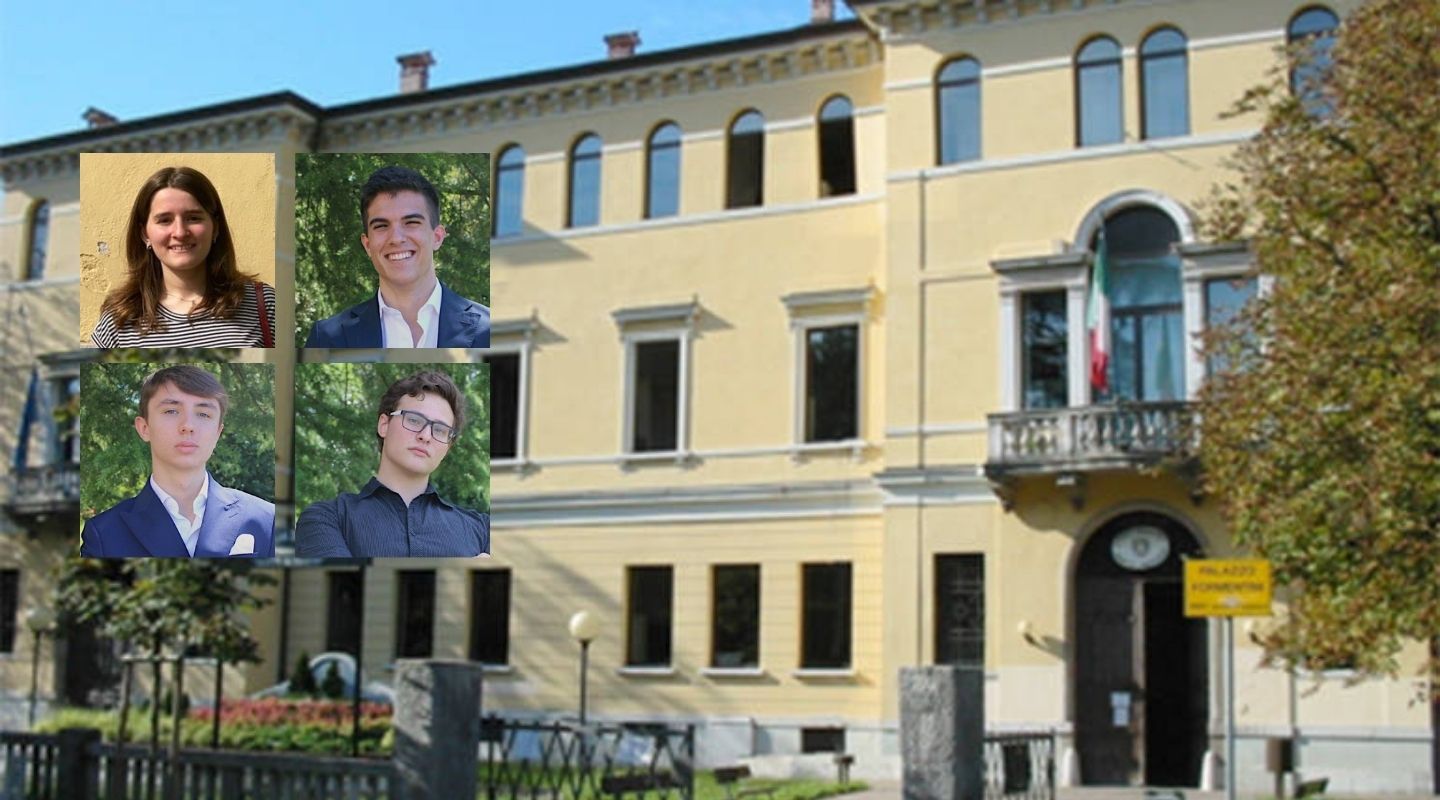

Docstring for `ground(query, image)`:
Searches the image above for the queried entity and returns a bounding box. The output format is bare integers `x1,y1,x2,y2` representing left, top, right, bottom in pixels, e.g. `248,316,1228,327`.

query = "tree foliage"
293,362,490,515
79,360,276,519
293,153,491,348
1198,0,1440,682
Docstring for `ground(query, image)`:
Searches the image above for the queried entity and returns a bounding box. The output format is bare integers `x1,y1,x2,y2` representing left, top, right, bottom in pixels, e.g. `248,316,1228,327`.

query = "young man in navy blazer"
80,366,275,558
304,166,490,349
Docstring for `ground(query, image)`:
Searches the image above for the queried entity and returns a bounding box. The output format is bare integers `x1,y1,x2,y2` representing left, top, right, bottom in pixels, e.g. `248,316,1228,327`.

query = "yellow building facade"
0,0,1433,792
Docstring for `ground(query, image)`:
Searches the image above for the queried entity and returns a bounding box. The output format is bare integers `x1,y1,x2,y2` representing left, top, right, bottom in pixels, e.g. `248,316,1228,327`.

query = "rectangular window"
801,727,846,754
631,340,680,452
1022,291,1068,409
0,571,17,654
626,566,673,667
469,569,511,665
711,565,760,668
805,325,859,442
395,571,436,659
935,554,984,667
325,571,362,655
1205,276,1259,375
801,563,852,669
484,353,520,460
52,376,80,464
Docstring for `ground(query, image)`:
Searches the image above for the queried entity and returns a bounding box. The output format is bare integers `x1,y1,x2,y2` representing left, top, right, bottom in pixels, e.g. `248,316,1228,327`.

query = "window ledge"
791,667,856,679
619,450,694,468
616,665,676,677
700,666,766,678
491,458,532,473
480,664,515,675
790,440,867,462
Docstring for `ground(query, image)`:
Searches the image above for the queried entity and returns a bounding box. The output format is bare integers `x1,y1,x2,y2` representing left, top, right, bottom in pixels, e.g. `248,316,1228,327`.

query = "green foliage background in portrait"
294,153,491,348
79,360,276,519
293,362,490,516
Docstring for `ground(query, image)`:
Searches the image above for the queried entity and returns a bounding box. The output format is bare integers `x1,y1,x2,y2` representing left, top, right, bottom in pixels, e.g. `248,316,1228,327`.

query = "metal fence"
983,731,1056,800
479,717,696,800
0,729,399,800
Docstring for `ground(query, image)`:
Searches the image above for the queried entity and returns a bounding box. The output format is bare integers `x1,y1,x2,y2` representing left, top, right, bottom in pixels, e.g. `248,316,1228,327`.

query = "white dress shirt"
150,474,208,557
378,280,443,348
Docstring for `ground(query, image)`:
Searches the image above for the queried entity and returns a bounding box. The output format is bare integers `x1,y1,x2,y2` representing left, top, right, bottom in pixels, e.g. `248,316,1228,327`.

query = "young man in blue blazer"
79,366,275,558
304,166,490,349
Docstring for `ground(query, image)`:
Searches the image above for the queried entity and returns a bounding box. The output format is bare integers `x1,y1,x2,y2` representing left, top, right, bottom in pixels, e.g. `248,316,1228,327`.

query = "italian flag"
1086,234,1111,394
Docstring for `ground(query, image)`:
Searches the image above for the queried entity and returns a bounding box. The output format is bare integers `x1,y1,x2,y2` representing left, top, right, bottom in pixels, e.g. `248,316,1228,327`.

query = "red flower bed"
190,697,391,728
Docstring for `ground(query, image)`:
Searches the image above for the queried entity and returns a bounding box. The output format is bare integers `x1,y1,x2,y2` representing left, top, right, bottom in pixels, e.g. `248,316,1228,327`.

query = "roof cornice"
848,0,1141,38
0,93,322,183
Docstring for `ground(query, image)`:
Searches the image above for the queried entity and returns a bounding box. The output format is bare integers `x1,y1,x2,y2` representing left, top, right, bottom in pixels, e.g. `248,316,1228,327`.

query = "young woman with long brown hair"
91,166,276,348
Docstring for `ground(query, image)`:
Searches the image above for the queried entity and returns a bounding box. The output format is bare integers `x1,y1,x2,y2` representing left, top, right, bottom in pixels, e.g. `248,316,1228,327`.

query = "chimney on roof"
605,31,640,60
83,107,118,129
811,0,835,23
397,51,436,94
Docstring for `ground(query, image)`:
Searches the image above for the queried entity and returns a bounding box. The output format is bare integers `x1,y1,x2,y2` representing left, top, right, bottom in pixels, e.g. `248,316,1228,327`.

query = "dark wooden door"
1075,513,1206,787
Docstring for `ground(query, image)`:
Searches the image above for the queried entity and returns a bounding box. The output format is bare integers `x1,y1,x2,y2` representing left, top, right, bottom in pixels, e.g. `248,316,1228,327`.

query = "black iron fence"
0,729,399,800
479,717,695,800
983,731,1055,800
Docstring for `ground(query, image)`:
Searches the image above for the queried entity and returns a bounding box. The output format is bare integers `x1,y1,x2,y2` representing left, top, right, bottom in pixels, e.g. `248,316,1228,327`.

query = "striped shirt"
90,283,277,349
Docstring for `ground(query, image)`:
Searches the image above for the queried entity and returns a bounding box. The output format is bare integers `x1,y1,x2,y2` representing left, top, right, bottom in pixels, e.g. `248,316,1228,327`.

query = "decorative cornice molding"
1,106,319,184
319,35,879,150
854,0,1180,40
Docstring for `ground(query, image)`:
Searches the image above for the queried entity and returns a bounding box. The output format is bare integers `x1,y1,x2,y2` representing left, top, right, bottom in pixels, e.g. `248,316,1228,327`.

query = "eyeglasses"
388,410,458,444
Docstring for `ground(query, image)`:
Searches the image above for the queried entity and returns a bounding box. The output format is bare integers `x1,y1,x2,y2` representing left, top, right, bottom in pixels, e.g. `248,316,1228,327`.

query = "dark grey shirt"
295,477,489,558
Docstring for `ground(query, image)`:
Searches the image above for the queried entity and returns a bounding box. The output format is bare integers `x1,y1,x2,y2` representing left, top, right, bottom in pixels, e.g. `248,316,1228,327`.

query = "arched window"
936,57,981,164
494,145,525,238
1140,27,1189,139
1288,6,1340,114
568,134,602,228
646,123,682,219
726,110,765,209
818,96,856,197
1095,207,1184,401
25,201,49,281
1076,36,1123,147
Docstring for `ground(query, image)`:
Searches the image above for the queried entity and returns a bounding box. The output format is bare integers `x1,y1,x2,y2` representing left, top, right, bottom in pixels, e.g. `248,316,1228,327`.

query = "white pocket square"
229,533,256,556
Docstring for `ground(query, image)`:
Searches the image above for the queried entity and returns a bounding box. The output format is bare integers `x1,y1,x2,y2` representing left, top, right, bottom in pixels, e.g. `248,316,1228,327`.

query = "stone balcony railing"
986,401,1197,477
5,463,80,519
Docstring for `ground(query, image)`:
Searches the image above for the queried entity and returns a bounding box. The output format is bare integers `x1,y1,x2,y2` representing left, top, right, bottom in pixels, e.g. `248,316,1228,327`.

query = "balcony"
985,402,1198,507
6,463,80,519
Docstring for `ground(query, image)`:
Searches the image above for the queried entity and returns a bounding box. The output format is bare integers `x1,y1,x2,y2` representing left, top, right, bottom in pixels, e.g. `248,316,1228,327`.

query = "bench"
714,765,776,800
1296,778,1329,799
601,771,679,796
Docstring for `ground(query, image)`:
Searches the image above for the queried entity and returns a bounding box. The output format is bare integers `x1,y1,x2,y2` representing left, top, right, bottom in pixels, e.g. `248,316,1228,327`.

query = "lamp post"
568,610,600,725
25,606,55,729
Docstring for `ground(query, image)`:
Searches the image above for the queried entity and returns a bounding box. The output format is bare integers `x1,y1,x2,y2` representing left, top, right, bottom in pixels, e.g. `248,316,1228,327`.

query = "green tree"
54,559,275,744
1198,0,1440,682
293,362,490,514
293,153,491,348
79,360,276,519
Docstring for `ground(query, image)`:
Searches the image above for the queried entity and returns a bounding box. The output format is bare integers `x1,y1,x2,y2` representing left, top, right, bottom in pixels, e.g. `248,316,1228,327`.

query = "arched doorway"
1075,511,1208,786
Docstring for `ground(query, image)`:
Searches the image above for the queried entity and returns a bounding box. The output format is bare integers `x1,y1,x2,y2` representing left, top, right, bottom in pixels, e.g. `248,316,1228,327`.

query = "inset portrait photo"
294,362,490,558
79,362,277,558
295,154,491,350
79,153,278,349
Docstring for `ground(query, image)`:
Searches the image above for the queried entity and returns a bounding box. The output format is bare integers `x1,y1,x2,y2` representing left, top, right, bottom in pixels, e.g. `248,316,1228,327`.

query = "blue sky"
0,1,854,146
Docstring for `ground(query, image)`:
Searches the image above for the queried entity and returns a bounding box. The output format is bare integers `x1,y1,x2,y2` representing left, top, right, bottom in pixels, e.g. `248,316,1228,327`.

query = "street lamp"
25,606,55,728
568,610,600,725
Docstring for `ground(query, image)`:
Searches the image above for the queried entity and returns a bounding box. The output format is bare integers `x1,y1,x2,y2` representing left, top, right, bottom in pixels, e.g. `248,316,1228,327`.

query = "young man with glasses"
295,370,489,557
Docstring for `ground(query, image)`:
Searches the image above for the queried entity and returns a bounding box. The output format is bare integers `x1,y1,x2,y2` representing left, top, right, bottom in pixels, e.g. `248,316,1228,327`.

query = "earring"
145,241,152,250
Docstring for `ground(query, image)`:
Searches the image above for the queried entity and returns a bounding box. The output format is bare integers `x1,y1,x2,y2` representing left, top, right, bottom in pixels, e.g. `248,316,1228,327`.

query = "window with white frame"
613,302,697,457
483,317,537,466
782,288,870,449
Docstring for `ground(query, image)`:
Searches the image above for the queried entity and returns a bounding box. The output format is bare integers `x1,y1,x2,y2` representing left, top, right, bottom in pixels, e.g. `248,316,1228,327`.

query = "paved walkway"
838,784,1438,800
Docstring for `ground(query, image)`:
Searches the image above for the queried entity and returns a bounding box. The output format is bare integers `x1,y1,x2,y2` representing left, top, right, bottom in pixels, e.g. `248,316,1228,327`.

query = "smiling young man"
80,366,276,558
303,166,490,349
295,370,490,557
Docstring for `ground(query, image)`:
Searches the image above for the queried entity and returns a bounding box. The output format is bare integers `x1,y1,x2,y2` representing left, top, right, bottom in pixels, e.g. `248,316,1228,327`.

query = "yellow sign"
1184,559,1273,617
